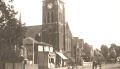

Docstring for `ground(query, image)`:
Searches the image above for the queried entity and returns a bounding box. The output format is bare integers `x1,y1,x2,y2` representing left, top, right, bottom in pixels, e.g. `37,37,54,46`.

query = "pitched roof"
25,25,42,38
23,37,39,44
23,37,52,46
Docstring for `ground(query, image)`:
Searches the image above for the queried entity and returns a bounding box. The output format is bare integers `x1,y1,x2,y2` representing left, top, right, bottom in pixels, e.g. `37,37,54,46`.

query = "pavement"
101,63,120,69
74,63,120,69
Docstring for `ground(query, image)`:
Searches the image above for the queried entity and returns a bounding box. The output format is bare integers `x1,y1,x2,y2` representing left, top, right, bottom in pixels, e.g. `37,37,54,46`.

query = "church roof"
25,25,42,38
23,37,39,44
23,37,52,46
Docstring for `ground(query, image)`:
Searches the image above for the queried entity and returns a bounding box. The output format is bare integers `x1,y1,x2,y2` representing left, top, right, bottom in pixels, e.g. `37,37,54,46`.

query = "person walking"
94,61,98,69
98,59,102,69
93,60,97,69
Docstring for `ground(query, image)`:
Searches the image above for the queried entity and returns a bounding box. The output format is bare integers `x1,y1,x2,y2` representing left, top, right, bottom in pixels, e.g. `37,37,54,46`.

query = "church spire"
19,12,22,23
18,12,26,26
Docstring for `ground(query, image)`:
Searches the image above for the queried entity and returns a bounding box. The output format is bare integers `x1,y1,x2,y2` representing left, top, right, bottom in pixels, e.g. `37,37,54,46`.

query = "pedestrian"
94,61,97,69
98,60,102,69
93,61,97,69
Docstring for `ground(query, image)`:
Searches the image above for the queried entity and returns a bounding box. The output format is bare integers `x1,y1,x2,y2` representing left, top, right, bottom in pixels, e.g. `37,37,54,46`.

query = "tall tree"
109,44,117,60
94,49,103,64
83,43,93,61
0,0,26,62
101,45,109,59
110,43,120,57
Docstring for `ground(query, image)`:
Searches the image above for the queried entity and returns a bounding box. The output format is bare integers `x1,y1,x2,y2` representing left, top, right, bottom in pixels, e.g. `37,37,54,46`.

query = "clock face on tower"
47,3,53,9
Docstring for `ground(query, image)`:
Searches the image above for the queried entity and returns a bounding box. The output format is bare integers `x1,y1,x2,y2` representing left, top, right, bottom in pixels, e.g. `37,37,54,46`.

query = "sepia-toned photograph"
0,0,120,69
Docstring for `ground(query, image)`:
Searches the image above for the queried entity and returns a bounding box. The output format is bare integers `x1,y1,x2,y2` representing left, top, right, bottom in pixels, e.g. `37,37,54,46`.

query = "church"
25,0,73,67
42,0,72,57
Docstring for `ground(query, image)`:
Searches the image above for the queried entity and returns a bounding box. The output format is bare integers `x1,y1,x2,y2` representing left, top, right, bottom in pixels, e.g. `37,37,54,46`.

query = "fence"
5,63,38,69
0,63,69,69
83,62,92,67
49,67,68,69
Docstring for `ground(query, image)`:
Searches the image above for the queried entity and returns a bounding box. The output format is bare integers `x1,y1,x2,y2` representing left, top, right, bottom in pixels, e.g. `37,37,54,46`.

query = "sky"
13,0,120,49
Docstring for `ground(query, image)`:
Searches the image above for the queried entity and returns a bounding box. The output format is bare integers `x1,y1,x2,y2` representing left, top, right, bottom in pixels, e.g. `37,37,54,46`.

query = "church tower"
42,0,65,52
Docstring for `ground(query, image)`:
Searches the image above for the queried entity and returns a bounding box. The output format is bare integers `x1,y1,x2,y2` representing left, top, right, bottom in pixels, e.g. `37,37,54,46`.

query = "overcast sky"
13,0,120,49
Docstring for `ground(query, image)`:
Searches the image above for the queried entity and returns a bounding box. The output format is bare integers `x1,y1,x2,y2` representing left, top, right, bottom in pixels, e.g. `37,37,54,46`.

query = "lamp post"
32,40,35,64
73,46,77,69
43,45,49,69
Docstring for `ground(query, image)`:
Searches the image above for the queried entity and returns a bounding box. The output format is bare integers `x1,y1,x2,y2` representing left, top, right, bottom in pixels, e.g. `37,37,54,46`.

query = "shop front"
56,52,68,67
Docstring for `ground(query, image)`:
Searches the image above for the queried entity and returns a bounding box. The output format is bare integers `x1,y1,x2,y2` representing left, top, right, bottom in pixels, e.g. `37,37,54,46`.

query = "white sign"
50,47,53,52
38,45,43,51
44,46,49,52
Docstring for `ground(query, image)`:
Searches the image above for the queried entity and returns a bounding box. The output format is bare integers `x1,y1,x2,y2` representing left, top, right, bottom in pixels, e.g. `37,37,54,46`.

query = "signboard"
38,45,43,51
44,46,49,52
50,47,53,52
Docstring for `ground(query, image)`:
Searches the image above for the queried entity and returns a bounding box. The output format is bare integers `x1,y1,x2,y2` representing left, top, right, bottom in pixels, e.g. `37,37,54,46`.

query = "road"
79,63,120,69
101,63,120,69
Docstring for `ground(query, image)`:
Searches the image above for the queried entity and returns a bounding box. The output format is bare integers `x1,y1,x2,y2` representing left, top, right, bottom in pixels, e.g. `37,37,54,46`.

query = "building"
42,0,65,52
71,37,84,65
25,0,72,56
42,0,72,66
64,23,72,57
23,37,56,69
25,25,42,42
25,0,73,67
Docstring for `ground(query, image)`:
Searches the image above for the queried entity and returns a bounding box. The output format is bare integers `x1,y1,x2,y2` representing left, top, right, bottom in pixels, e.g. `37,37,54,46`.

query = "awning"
56,52,68,60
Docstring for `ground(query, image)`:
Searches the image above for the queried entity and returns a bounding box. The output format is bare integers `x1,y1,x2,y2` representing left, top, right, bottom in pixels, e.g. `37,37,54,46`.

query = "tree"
109,44,117,60
109,48,116,59
111,43,116,48
94,49,103,65
110,43,120,57
83,43,93,61
115,46,120,57
101,45,109,60
0,0,26,62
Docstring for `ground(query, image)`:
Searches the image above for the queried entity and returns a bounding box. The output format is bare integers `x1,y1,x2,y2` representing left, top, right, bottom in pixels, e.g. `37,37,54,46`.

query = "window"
49,58,54,63
49,58,51,63
47,12,50,23
51,11,54,23
51,58,54,63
